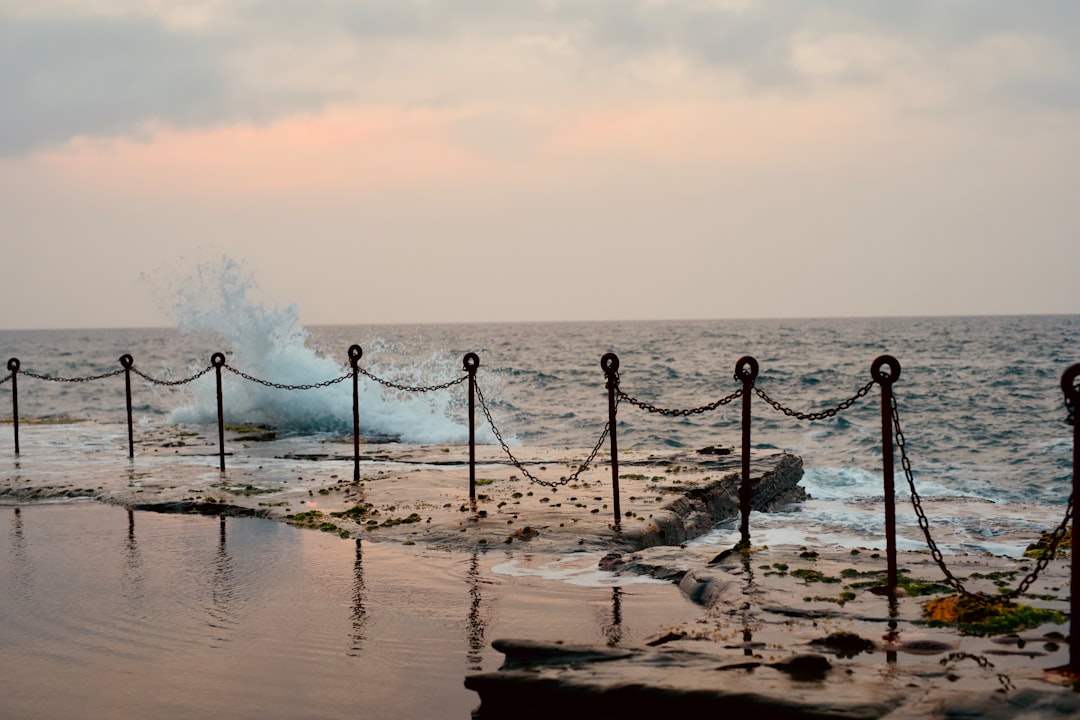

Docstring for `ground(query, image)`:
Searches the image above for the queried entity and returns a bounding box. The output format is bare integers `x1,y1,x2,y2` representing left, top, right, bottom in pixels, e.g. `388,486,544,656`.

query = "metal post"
6,358,19,456
212,352,226,473
1060,363,1079,673
120,354,135,459
871,355,901,596
601,353,621,526
464,353,480,501
735,356,759,547
349,345,363,483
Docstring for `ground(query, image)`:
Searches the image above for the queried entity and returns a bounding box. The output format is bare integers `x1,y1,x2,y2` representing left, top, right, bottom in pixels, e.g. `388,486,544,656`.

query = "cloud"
2,0,1080,157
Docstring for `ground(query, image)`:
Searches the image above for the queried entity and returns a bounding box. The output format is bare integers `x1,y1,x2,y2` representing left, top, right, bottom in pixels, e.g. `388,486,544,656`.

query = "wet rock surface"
468,545,1077,719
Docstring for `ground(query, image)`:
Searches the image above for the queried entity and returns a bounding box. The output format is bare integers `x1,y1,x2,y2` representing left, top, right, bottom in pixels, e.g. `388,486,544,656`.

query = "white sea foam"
163,258,487,444
491,553,668,587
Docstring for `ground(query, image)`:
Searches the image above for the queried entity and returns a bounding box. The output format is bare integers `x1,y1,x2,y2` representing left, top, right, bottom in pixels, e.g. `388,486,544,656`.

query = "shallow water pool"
1,504,699,719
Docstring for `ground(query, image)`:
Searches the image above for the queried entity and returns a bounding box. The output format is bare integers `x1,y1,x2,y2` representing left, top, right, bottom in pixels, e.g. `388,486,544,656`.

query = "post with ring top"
349,345,363,483
871,354,901,596
7,358,20,456
1061,363,1080,673
120,354,135,459
735,356,759,547
212,352,226,473
601,353,621,526
464,353,480,501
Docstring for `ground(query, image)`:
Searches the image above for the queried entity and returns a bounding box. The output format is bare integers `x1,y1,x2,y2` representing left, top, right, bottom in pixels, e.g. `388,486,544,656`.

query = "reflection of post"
123,509,144,601
603,587,624,646
349,539,367,655
208,515,236,645
9,508,31,587
466,553,486,670
885,596,899,665
740,551,755,656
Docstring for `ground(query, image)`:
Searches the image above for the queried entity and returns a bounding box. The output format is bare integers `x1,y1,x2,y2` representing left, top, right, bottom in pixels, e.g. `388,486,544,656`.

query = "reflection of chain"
475,377,611,488
894,393,1073,602
618,387,741,416
754,379,875,421
224,364,352,390
355,366,467,393
20,368,125,383
130,365,214,386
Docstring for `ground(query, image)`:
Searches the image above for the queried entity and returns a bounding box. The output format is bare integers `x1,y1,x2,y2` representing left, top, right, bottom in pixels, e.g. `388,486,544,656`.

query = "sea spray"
163,258,483,443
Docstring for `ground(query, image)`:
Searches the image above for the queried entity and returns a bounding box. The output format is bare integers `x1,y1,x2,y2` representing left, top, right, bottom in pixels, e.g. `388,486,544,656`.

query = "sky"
1,1,1078,330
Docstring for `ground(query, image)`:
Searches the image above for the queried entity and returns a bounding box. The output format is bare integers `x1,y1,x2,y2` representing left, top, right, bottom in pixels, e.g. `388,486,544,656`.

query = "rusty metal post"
6,358,19,456
735,356,759,547
464,353,480,501
872,355,901,596
212,352,226,473
1061,363,1080,672
601,353,621,526
120,354,135,459
349,345,363,483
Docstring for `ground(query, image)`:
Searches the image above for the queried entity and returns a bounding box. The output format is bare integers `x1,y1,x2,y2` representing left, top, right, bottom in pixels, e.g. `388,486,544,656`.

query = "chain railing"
130,364,214,386
20,367,125,383
616,387,742,416
473,376,613,489
894,392,1074,603
753,379,876,421
223,363,353,391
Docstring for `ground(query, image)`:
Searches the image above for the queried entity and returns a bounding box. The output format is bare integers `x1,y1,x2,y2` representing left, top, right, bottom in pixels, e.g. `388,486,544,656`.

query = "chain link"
617,386,742,416
475,376,611,488
20,368,125,383
224,363,352,390
893,393,1073,603
754,379,875,421
130,365,214,387
0,373,9,385
355,366,467,393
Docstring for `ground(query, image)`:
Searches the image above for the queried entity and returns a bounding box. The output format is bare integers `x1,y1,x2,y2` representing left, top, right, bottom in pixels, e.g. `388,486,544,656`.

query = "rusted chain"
356,366,467,393
753,378,875,421
617,387,742,416
474,376,611,488
223,363,352,390
130,364,214,387
19,368,125,383
894,394,1073,602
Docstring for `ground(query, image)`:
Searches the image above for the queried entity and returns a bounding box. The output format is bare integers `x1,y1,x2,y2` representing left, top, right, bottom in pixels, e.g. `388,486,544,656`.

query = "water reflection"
8,508,33,599
349,538,367,655
603,587,625,645
466,553,487,670
122,509,145,604
208,515,237,646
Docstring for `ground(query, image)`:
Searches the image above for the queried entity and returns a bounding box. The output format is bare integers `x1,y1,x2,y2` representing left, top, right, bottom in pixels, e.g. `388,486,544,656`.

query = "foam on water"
491,553,669,587
164,258,481,444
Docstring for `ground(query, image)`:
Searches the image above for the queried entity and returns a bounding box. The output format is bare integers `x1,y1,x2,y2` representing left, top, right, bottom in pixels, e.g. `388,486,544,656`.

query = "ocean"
1,311,1078,557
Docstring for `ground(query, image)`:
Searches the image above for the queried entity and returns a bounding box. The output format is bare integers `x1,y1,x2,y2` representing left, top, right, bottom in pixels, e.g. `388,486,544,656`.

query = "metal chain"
474,376,612,488
617,386,742,416
0,373,9,385
224,363,352,391
20,368,125,383
893,393,1074,603
754,378,876,421
130,365,214,387
355,366,467,393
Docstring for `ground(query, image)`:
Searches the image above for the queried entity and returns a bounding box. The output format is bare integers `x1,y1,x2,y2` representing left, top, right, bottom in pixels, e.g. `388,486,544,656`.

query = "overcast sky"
1,1,1078,329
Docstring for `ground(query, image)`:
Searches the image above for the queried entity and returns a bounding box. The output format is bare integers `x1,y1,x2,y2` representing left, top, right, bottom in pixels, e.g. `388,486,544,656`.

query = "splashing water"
165,258,475,443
